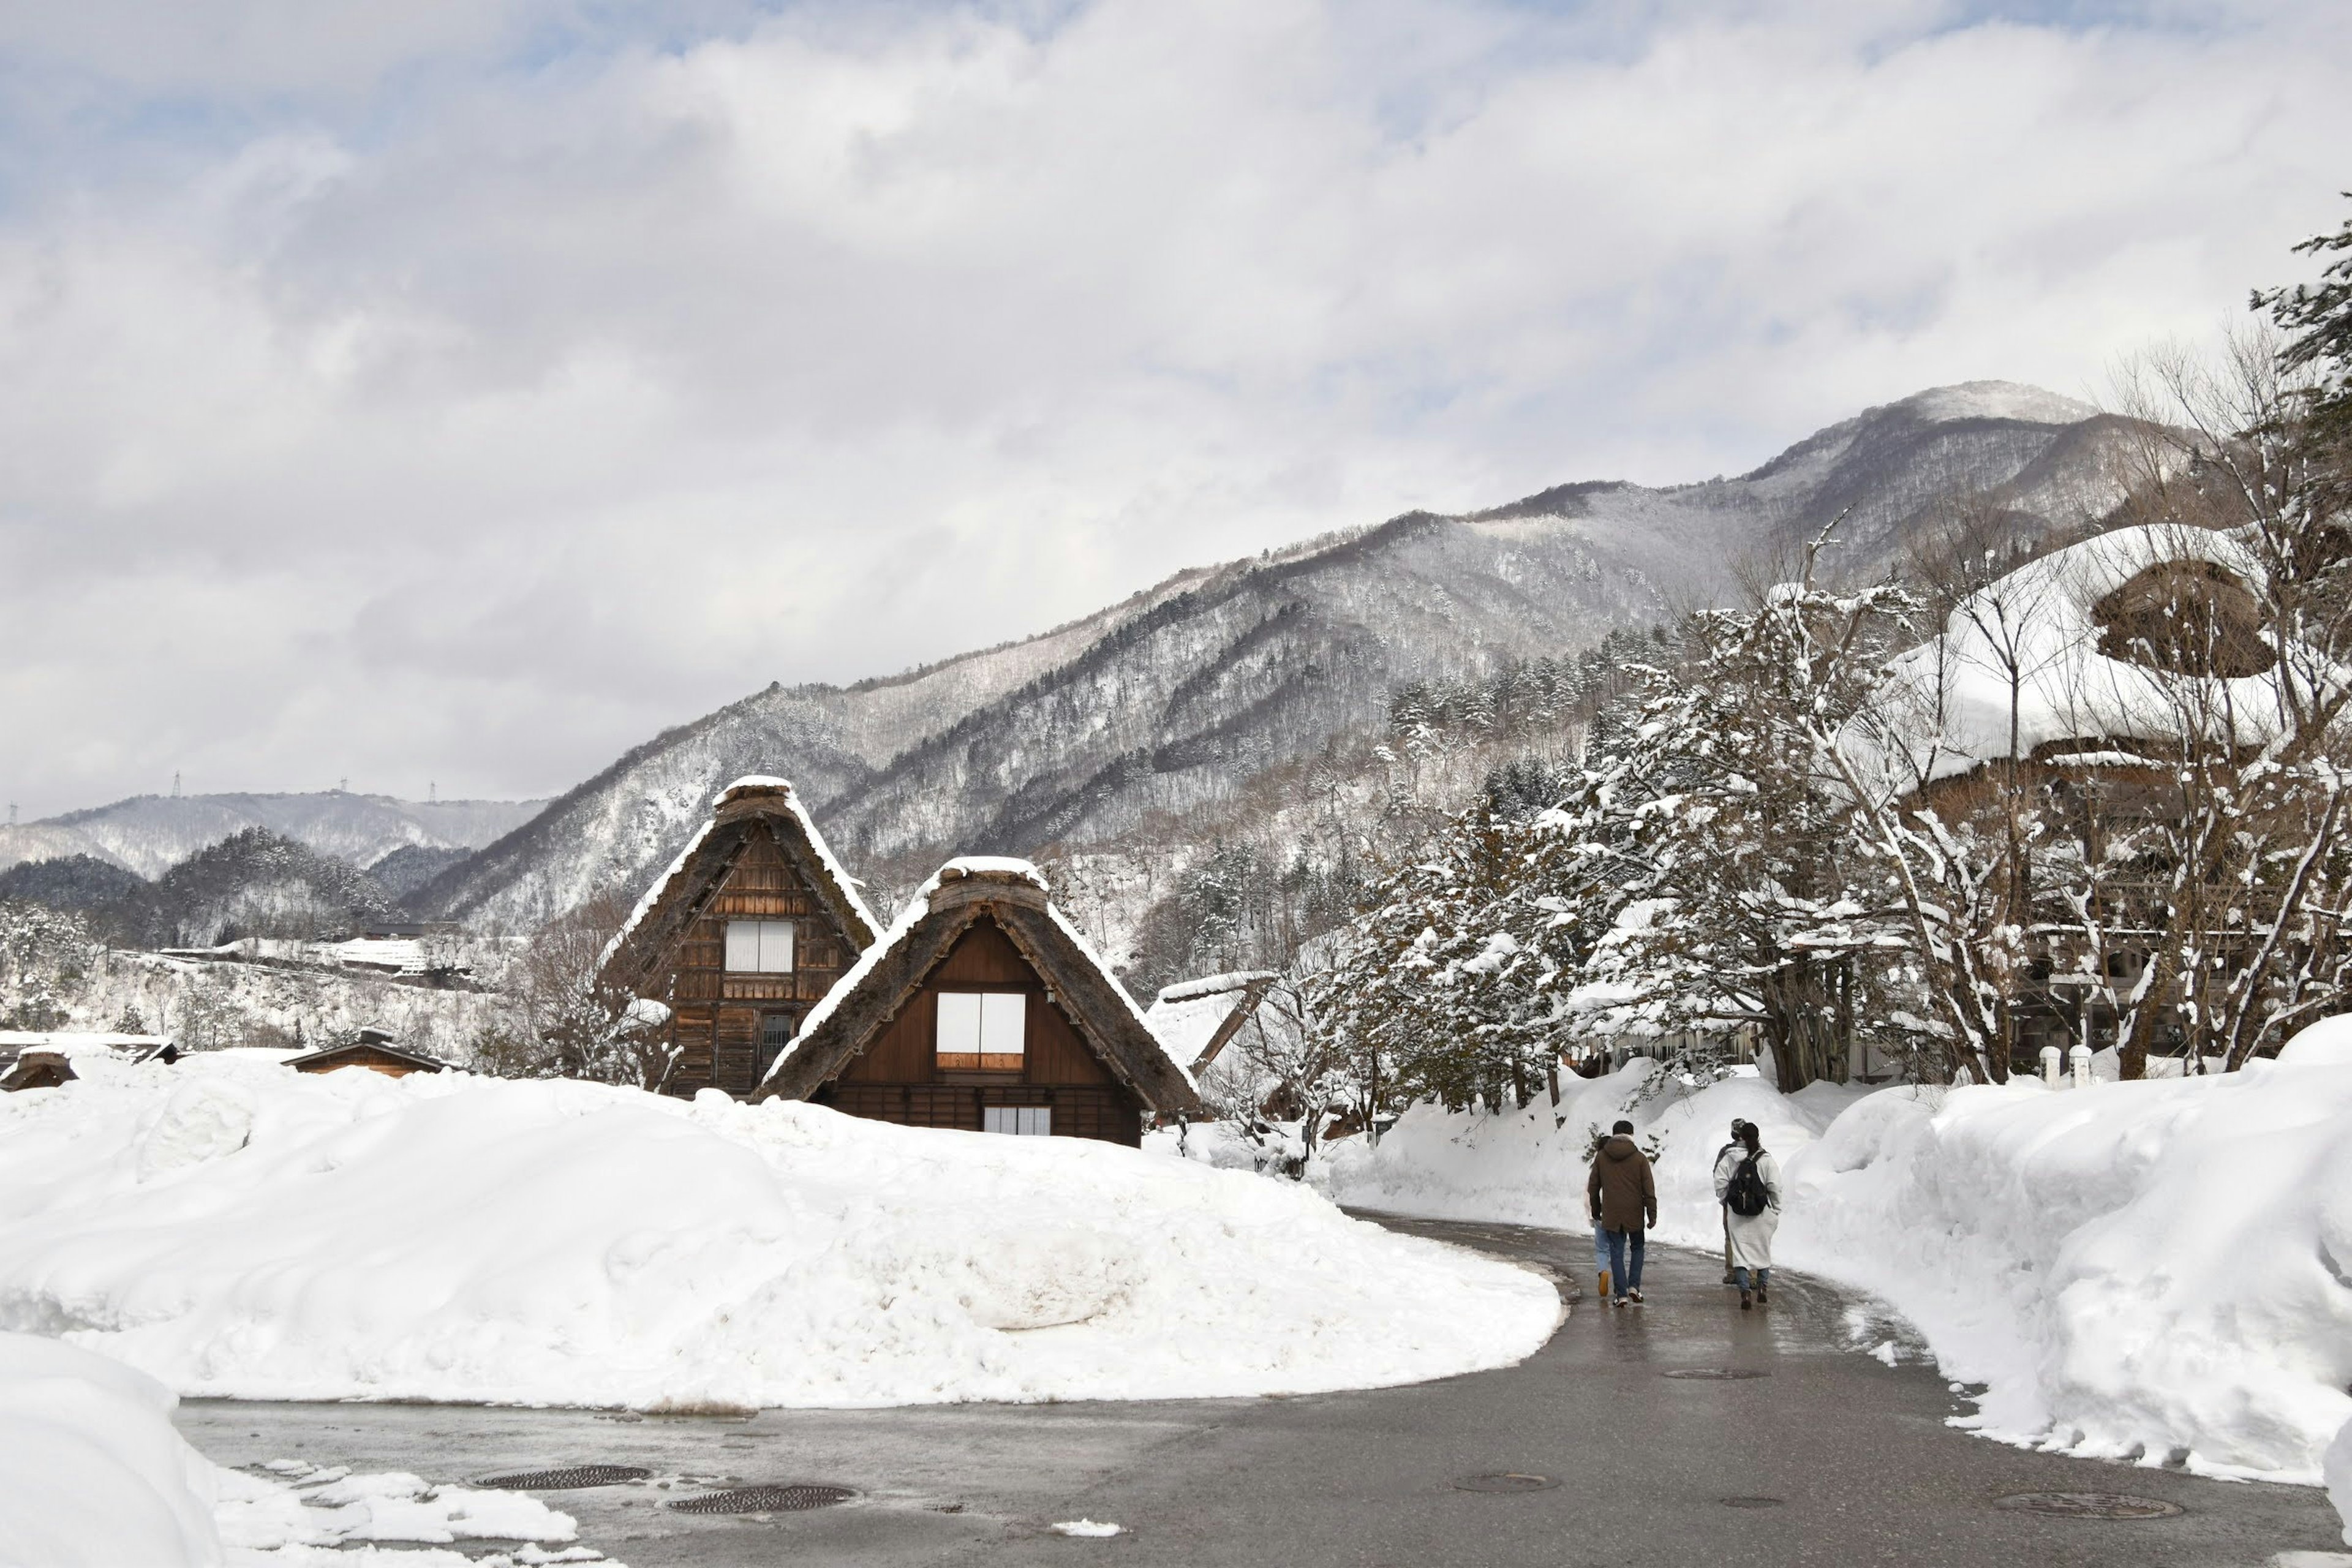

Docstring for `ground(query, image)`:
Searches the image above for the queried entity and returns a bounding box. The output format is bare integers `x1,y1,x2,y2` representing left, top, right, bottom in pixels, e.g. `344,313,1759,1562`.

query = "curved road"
178,1214,2345,1567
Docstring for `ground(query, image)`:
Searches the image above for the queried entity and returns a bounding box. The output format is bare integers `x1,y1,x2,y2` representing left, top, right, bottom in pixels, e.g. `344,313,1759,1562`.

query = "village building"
285,1028,449,1078
1863,522,2304,1069
600,776,883,1098
758,858,1202,1143
1144,970,1278,1077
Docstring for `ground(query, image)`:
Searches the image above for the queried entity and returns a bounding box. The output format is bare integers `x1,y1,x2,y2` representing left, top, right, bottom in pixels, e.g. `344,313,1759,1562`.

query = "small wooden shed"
287,1028,448,1077
600,776,884,1098
758,858,1201,1144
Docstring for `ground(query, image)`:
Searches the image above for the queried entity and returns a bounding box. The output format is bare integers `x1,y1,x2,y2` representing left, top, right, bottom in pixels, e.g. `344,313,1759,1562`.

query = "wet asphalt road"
176,1212,2347,1567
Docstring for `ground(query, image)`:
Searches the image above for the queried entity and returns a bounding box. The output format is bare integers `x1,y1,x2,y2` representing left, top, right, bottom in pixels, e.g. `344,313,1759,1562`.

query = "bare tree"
472,888,679,1090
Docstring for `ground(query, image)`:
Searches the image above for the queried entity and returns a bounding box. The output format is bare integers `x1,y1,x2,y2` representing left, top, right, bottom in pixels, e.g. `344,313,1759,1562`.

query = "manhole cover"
1453,1473,1560,1493
1721,1496,1785,1509
1662,1368,1768,1381
1995,1491,2184,1520
479,1466,652,1490
669,1484,857,1514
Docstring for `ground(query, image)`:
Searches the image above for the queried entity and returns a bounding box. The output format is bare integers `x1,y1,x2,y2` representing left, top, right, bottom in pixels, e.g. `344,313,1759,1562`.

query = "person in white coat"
1713,1121,1782,1310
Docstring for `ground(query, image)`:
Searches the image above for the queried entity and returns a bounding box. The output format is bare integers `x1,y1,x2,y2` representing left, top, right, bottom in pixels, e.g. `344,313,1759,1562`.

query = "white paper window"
724,919,795,973
984,1106,1052,1136
936,990,1026,1070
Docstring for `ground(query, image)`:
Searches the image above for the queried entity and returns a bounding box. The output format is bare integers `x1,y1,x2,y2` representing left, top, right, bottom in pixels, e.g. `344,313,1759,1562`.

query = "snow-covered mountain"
0,793,546,881
417,382,2151,926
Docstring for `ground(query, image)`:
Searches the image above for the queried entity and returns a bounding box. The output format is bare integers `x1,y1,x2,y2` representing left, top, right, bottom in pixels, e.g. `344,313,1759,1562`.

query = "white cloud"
0,0,2345,819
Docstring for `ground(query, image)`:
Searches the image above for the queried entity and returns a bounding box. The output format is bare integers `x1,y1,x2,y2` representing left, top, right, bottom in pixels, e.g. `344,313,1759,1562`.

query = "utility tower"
172,771,181,799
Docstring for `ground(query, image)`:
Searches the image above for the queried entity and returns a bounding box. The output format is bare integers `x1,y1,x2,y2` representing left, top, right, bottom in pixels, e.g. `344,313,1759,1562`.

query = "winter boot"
1740,1288,1753,1311
1598,1270,1610,1300
1754,1285,1768,1305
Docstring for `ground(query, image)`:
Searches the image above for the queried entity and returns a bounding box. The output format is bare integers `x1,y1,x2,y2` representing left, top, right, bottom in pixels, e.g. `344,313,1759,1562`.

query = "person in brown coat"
1588,1118,1658,1307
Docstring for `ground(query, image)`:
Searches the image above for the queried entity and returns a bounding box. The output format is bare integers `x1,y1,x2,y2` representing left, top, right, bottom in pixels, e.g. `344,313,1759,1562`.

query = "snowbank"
0,1332,223,1566
0,1332,584,1567
0,1055,1556,1409
1321,1060,1865,1242
1324,1047,2352,1483
1784,1060,2352,1482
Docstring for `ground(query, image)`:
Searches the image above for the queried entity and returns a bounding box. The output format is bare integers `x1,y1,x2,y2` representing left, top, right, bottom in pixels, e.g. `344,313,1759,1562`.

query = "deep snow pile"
1324,1044,2352,1485
0,1332,584,1567
0,1055,1556,1409
1321,1061,1866,1240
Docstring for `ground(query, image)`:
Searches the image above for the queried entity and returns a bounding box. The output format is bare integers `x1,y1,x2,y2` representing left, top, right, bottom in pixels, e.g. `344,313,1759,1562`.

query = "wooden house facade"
601,777,884,1098
758,858,1201,1144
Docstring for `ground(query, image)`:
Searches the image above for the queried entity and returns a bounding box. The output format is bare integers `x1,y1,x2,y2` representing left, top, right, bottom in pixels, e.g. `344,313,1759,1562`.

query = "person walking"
1587,1118,1657,1308
1714,1120,1782,1310
1713,1119,1751,1285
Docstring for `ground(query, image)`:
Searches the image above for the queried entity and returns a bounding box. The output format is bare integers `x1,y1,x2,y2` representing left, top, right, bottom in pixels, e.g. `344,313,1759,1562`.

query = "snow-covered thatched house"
1852,522,2333,1063
600,777,884,1098
1866,523,2289,791
758,858,1200,1143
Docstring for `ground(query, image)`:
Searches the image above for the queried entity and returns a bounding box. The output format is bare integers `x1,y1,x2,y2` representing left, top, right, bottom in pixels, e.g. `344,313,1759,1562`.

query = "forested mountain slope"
418,382,2147,927
0,792,546,880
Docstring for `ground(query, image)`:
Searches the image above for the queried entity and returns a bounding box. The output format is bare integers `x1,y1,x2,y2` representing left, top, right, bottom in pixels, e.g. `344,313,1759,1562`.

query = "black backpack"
1725,1152,1770,1218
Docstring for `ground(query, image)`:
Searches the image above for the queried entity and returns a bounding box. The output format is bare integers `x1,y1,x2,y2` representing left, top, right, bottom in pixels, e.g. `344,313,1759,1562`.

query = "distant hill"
0,791,546,881
413,381,2155,930
0,854,148,924
137,828,399,946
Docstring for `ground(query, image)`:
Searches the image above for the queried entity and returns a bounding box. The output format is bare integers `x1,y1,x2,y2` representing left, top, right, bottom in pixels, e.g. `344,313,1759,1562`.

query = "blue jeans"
1593,1224,1611,1277
1736,1265,1771,1292
1604,1227,1646,1295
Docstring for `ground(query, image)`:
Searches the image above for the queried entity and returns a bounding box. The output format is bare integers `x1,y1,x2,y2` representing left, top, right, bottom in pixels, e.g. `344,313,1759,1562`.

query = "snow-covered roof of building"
0,1031,175,1063
1145,972,1279,1073
1856,524,2301,788
761,857,1200,1112
599,775,881,979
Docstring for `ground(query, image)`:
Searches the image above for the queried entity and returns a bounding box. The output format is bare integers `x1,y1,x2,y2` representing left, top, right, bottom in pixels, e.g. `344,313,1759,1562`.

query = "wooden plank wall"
660,825,861,1097
824,918,1140,1144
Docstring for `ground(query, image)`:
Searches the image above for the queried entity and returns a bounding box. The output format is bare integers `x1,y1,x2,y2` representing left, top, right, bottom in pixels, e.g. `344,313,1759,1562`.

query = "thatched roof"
758,858,1202,1115
285,1037,451,1074
1146,971,1278,1072
600,777,882,991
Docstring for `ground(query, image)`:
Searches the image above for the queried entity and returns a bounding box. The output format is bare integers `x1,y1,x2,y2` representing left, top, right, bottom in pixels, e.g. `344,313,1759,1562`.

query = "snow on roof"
0,1032,173,1061
1145,990,1251,1070
937,855,1047,888
600,775,879,970
1858,524,2295,788
1152,970,1278,1005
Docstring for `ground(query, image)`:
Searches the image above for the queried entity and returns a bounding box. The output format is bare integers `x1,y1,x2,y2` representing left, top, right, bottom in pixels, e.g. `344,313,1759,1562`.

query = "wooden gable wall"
816,918,1142,1144
658,824,862,1097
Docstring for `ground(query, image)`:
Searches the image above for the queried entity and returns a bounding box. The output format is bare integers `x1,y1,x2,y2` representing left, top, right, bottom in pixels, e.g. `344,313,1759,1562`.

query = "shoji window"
724,919,795,973
935,991,1027,1071
983,1106,1052,1136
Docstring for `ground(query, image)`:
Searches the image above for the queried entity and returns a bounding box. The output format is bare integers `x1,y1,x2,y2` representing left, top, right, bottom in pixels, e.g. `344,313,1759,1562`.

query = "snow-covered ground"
0,1055,1557,1412
1323,1041,2352,1492
0,1332,586,1567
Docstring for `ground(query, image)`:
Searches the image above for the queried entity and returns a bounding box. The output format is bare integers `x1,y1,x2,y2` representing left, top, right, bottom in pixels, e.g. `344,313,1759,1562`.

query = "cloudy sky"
2,0,2346,818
